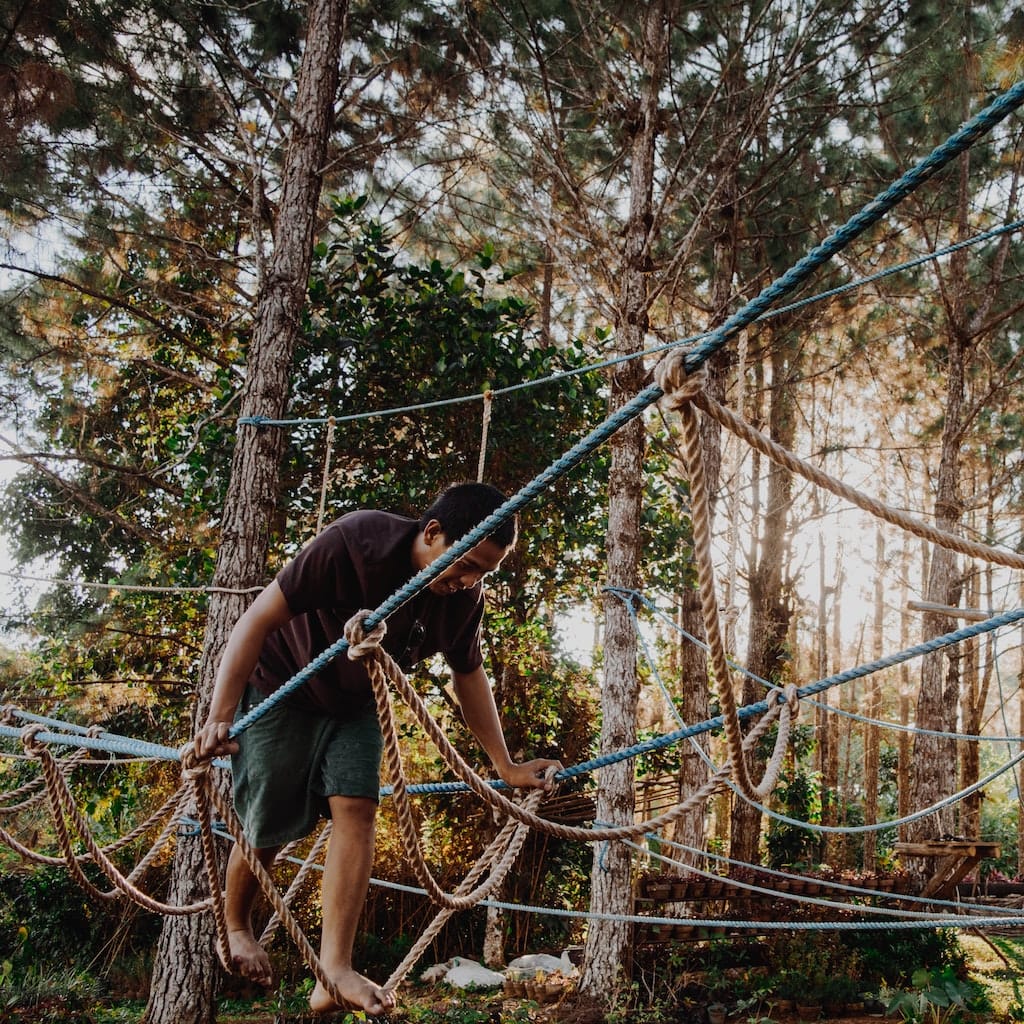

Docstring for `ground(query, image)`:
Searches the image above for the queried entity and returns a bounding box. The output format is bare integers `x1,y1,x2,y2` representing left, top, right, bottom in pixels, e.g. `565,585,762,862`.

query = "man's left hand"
502,758,562,791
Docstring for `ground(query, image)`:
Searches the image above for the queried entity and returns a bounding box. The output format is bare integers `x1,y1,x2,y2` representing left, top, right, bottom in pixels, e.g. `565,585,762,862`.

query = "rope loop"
344,610,387,660
777,684,800,719
654,349,707,410
20,722,46,757
178,742,210,780
0,705,16,727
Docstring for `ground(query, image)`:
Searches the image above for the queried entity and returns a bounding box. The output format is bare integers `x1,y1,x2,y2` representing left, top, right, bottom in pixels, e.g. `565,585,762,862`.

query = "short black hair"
419,482,518,549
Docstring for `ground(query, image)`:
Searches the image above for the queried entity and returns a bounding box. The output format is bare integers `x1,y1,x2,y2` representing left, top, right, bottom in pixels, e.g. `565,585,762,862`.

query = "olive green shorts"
230,685,383,849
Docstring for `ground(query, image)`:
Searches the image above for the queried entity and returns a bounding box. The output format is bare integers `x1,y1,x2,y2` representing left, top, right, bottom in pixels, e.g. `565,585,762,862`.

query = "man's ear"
422,518,446,546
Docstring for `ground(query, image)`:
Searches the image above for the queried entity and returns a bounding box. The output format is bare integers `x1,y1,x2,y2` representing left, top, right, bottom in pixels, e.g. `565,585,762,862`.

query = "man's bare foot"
227,928,273,987
309,968,396,1016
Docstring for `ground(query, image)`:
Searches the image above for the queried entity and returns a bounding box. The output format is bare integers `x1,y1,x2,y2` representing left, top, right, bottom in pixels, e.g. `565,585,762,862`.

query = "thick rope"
23,725,211,915
203,778,359,1009
655,356,797,801
345,611,786,843
477,389,493,482
315,416,337,535
382,794,542,993
258,824,333,947
691,387,1024,570
183,756,232,970
344,612,551,910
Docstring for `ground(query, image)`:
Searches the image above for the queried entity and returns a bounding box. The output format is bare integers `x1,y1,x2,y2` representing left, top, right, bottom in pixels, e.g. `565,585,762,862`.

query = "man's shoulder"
329,509,418,562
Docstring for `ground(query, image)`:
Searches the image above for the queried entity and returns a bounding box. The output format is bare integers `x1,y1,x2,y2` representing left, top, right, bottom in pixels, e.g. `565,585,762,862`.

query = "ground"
7,935,1024,1024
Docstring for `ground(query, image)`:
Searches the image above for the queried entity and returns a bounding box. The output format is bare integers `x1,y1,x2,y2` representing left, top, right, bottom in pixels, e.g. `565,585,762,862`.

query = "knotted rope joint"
654,350,707,410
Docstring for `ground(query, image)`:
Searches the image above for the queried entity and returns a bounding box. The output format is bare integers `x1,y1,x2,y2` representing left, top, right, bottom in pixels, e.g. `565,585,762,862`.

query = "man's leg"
225,841,279,986
309,795,396,1016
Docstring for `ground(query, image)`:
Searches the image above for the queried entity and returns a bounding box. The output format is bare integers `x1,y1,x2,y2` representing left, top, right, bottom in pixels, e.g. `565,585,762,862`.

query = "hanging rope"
654,355,797,801
477,389,493,482
315,416,337,535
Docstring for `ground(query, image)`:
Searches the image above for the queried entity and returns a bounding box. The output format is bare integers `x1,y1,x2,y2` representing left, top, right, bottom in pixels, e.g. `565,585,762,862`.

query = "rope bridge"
3,75,1024,1005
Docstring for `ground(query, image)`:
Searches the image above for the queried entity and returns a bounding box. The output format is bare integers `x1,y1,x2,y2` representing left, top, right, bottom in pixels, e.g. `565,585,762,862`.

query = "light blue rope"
230,79,1024,739
614,586,1024,743
630,834,1022,918
0,716,230,769
202,821,1024,932
391,605,1024,796
605,589,1024,834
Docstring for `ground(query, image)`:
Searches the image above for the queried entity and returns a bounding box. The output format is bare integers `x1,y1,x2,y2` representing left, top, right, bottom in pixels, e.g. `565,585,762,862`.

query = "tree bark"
144,4,346,1021
730,324,796,867
578,0,669,1002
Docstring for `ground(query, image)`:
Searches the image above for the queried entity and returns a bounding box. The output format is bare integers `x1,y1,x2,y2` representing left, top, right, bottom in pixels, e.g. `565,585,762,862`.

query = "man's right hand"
193,719,239,761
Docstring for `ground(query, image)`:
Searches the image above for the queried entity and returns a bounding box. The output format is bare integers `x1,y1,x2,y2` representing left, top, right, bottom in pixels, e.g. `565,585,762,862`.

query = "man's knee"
327,794,378,828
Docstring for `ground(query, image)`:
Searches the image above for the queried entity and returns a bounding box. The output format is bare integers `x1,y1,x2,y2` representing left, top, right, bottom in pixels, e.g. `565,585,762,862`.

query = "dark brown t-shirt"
250,510,485,718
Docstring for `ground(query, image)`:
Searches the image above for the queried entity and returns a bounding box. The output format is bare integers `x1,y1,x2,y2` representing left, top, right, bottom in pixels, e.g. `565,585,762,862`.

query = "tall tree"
144,3,347,1021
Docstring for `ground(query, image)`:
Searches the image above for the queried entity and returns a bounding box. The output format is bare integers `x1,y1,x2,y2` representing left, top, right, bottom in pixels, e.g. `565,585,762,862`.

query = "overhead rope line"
5,221,1022,607
236,217,1024,430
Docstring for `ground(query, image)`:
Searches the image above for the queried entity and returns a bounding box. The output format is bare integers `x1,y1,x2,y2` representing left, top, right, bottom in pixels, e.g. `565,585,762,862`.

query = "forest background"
3,0,1024,1022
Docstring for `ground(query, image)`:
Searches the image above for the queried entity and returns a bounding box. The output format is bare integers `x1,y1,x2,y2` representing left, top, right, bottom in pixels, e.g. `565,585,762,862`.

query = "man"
193,482,561,1016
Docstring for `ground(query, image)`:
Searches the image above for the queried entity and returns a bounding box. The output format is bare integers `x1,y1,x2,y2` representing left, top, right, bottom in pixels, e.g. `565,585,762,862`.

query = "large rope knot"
344,610,387,661
178,741,209,780
654,348,707,411
20,722,47,757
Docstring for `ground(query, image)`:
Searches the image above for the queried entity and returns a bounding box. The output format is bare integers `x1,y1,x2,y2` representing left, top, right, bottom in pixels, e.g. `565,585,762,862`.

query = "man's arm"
451,665,562,790
192,580,295,761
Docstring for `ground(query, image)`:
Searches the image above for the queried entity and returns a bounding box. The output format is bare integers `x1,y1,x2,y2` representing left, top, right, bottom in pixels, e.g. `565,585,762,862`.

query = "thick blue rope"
614,586,1024,743
230,79,1024,739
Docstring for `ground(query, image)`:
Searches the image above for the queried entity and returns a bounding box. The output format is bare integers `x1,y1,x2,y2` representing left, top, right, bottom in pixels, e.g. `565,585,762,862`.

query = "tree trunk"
144,4,346,1021
578,0,668,1002
907,325,967,854
730,325,796,867
862,519,885,873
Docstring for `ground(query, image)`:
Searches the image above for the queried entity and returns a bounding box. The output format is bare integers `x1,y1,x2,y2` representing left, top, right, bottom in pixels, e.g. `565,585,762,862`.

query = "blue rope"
381,604,1024,796
554,607,1024,783
239,218,1024,430
615,586,1024,743
230,79,1024,739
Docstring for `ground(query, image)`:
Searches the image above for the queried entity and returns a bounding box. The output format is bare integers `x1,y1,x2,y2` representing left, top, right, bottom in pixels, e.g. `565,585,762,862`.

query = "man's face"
419,519,511,595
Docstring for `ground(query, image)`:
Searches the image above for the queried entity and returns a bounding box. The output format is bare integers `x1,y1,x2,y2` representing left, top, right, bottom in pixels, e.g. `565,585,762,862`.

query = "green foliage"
884,966,990,1024
846,928,967,989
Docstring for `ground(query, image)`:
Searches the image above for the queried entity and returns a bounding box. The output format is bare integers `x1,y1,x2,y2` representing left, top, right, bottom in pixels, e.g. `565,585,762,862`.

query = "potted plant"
708,1002,728,1024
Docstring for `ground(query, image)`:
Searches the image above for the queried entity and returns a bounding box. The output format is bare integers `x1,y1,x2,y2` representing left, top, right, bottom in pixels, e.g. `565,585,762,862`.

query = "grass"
8,935,1024,1023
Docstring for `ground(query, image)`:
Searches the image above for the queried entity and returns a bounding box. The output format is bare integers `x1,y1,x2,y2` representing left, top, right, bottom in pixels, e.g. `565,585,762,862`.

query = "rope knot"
20,722,46,756
0,704,16,727
345,611,387,660
654,349,707,410
178,741,211,780
771,684,800,719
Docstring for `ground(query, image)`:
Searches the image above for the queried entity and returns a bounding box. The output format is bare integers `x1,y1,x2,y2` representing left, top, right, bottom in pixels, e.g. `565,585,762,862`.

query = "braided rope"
477,389,493,482
347,611,784,843
0,746,90,814
315,417,337,536
382,798,541,993
692,389,1024,569
344,612,549,910
22,727,211,914
257,824,333,947
183,756,232,970
656,355,797,801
